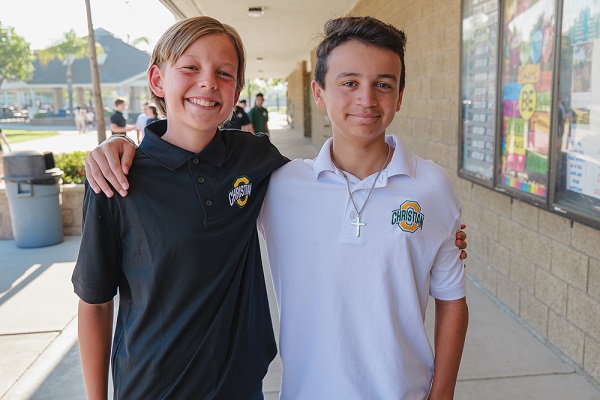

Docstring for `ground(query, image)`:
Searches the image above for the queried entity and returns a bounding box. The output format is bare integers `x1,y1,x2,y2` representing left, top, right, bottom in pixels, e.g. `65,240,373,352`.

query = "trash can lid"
2,168,63,182
2,150,63,182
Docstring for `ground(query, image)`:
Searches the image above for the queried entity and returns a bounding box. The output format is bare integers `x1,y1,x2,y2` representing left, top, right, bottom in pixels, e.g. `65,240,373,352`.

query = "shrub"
54,151,89,184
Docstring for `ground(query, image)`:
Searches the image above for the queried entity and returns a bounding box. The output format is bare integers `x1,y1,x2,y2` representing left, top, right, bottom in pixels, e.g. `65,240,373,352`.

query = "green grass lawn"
3,129,60,144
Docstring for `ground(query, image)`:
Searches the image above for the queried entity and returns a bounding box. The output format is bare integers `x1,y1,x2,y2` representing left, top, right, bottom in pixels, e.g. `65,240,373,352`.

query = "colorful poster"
460,0,499,182
499,0,556,198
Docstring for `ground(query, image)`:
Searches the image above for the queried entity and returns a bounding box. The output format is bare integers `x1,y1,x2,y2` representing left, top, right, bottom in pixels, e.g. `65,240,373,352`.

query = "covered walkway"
1,120,598,399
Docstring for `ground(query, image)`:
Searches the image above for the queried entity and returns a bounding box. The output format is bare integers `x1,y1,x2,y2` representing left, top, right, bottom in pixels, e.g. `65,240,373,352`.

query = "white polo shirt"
258,135,466,400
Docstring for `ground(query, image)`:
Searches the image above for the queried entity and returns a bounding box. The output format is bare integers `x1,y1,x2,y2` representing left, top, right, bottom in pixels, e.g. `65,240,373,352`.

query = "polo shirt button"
197,177,205,184
193,158,199,164
205,199,212,206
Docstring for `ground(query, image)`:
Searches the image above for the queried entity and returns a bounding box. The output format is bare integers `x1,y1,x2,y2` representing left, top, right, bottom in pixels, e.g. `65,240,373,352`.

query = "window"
554,0,600,221
459,0,500,184
459,0,600,227
498,0,557,201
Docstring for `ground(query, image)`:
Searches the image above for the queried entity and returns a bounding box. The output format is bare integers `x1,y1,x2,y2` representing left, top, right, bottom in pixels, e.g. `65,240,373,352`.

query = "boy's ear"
148,65,165,97
233,90,241,110
396,88,405,112
311,80,326,109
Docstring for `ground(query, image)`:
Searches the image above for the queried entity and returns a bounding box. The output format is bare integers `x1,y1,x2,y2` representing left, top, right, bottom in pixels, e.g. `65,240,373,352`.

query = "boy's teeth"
191,98,216,107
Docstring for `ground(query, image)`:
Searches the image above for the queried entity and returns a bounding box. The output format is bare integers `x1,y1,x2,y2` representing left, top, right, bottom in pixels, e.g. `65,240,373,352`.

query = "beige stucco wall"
286,61,308,135
0,184,84,239
295,0,600,385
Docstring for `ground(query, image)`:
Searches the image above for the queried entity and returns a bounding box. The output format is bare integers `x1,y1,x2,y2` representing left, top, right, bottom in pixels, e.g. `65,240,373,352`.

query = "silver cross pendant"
351,215,366,237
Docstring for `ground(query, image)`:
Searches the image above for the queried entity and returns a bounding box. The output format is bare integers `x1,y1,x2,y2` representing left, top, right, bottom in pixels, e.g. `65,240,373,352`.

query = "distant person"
248,93,269,135
556,98,570,192
223,100,253,132
85,109,95,132
135,103,151,143
74,107,86,133
146,105,160,125
0,125,11,152
239,99,250,113
110,98,134,137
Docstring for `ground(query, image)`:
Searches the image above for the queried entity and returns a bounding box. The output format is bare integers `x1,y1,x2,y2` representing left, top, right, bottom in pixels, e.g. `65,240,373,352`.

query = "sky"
0,0,177,52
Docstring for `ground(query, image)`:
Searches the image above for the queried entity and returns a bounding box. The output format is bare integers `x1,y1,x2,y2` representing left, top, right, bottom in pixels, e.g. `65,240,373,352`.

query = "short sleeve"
429,213,466,301
241,110,250,125
71,183,122,304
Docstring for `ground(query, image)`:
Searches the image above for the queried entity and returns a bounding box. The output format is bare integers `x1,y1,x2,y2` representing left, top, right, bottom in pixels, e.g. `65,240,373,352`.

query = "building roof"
28,28,150,86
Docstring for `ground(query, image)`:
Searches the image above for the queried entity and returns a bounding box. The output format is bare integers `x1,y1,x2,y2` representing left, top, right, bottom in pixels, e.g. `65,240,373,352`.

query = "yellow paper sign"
518,84,537,120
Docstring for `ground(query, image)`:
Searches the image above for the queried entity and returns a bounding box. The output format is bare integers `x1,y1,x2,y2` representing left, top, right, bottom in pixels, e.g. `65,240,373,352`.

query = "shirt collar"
140,119,226,170
313,134,416,181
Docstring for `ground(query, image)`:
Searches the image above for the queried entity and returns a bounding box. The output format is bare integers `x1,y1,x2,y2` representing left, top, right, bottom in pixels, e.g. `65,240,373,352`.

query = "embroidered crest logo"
391,200,425,233
228,176,253,208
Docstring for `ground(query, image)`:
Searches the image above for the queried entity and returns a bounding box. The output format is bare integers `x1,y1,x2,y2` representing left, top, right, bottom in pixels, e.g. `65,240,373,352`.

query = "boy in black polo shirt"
72,16,286,399
109,97,134,136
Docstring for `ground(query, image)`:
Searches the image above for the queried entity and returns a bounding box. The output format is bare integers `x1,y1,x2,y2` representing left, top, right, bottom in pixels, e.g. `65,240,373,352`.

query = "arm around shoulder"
85,136,137,198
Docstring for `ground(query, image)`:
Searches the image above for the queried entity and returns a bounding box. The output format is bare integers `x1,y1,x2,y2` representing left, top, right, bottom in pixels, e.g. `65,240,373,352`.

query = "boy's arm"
78,299,114,400
85,137,136,198
428,297,469,400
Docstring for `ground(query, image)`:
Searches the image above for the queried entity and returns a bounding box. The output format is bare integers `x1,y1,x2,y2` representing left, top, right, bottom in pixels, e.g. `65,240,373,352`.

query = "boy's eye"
181,65,198,71
376,82,393,89
217,71,234,79
342,81,357,87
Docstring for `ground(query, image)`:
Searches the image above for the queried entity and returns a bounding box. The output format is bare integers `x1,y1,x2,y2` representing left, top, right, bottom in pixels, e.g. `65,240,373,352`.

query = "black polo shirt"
110,110,126,135
72,120,287,399
223,105,250,130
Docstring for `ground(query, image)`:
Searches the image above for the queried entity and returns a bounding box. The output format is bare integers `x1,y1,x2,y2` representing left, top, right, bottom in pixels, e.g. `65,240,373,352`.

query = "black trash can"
2,150,64,248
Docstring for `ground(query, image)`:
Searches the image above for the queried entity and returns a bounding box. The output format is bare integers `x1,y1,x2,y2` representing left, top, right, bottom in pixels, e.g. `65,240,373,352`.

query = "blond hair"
148,16,246,116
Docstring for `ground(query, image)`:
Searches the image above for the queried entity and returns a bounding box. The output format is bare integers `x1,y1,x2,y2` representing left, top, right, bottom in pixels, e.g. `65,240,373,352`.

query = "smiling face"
312,40,404,146
148,33,240,140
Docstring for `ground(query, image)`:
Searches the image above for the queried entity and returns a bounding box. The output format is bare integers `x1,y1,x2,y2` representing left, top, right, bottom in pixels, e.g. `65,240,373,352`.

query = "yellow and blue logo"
228,176,253,208
391,200,425,233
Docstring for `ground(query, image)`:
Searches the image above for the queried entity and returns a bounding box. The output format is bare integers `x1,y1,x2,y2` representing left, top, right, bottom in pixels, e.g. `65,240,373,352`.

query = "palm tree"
85,0,107,144
129,35,151,49
37,29,101,113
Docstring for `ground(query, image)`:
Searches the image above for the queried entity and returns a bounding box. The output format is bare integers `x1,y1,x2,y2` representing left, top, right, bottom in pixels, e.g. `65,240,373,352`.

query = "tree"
0,22,35,90
243,78,285,108
37,29,99,113
85,0,107,144
128,35,150,49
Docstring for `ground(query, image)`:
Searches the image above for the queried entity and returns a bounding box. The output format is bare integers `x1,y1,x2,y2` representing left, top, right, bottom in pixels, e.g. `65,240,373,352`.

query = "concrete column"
130,87,140,113
53,88,63,110
75,87,85,108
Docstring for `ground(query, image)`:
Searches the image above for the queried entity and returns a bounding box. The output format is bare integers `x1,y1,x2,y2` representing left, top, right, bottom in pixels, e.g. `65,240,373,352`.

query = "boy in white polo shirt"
258,16,468,399
82,16,468,399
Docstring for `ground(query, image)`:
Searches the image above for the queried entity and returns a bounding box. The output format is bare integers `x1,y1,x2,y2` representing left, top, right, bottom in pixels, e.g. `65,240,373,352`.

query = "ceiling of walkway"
159,0,358,79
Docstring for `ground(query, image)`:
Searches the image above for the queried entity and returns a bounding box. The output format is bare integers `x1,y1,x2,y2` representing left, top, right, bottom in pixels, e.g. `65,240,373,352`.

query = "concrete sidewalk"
1,121,600,399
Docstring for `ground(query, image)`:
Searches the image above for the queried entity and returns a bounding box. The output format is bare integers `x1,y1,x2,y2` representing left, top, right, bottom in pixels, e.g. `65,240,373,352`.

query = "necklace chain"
330,144,391,236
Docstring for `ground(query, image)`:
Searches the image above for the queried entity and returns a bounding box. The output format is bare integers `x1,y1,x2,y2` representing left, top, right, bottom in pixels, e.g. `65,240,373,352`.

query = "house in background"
0,28,150,118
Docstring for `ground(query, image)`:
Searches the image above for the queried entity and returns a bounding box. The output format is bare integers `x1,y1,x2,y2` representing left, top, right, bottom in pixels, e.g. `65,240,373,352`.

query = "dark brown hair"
314,16,407,92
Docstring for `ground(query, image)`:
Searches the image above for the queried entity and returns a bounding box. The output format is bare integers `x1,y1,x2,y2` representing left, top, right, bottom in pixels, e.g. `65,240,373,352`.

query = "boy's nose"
198,73,218,90
356,87,377,107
